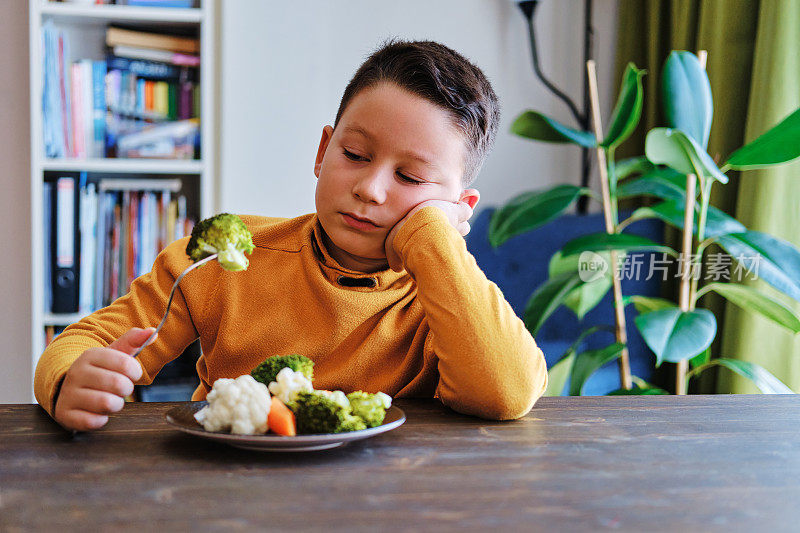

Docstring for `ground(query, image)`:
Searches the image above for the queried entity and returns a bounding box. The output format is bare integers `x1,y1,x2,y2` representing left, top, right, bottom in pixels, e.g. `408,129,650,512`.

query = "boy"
35,40,548,432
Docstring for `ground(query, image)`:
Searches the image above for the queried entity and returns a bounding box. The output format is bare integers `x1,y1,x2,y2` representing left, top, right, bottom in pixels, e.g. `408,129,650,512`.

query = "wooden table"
2,395,799,531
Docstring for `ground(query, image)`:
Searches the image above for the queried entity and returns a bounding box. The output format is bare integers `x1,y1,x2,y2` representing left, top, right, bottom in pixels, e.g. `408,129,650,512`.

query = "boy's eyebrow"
343,125,440,171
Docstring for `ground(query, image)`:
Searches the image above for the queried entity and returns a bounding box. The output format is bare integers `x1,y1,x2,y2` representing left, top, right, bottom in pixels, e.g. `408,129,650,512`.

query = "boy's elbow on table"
441,351,549,421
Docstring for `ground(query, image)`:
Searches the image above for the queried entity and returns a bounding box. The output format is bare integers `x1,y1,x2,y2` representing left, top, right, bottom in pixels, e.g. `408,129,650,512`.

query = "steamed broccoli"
347,391,392,428
292,391,366,434
251,354,314,388
185,213,255,271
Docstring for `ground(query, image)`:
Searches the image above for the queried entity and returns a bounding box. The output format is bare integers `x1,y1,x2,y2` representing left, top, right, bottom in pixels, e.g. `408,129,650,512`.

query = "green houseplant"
490,50,800,395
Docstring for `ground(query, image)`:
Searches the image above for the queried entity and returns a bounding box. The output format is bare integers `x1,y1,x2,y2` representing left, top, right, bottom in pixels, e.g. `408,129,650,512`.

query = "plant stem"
684,361,716,389
689,179,714,305
616,215,639,233
693,284,714,300
608,146,619,226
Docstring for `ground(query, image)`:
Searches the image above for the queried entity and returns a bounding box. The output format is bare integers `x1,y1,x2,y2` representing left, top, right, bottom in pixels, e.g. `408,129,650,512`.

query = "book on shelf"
107,54,199,79
44,326,67,348
106,26,199,55
43,174,194,316
51,176,80,313
41,21,201,160
79,1,197,7
111,45,200,67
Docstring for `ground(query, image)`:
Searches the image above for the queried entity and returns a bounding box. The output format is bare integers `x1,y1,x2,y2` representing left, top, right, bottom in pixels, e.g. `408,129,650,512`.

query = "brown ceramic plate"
165,401,406,452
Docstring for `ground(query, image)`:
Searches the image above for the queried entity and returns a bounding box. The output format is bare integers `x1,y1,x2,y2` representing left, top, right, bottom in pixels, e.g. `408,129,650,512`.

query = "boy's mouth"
341,212,382,231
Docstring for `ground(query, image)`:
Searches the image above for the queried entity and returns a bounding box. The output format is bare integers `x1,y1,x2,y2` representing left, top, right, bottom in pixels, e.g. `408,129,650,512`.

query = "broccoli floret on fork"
133,214,254,357
186,213,255,271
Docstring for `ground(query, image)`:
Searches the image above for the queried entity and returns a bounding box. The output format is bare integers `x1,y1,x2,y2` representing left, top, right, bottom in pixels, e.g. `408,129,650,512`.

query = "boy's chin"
324,232,388,268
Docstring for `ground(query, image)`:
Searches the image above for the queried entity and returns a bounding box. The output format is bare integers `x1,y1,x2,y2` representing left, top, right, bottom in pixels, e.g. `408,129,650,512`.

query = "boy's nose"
352,172,388,205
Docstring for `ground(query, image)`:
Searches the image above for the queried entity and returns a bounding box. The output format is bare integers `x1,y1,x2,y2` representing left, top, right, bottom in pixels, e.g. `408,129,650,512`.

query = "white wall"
219,0,619,217
0,2,31,404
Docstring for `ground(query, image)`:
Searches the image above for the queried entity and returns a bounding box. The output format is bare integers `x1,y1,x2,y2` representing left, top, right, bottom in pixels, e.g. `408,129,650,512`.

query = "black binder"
50,175,80,313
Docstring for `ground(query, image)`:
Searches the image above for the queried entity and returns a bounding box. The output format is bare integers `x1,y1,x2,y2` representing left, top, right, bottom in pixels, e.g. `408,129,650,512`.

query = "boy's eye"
343,149,368,162
396,171,423,185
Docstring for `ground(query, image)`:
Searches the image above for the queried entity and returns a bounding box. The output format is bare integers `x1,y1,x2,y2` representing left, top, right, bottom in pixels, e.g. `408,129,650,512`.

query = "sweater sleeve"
392,206,548,420
34,237,214,417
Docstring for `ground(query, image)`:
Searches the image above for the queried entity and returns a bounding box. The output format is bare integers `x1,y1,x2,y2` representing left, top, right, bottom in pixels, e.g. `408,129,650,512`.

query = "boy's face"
314,82,478,272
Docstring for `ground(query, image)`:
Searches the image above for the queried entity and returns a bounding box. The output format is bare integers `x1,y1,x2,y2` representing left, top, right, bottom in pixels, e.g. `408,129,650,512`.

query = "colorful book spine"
107,54,197,80
70,62,84,158
92,60,107,158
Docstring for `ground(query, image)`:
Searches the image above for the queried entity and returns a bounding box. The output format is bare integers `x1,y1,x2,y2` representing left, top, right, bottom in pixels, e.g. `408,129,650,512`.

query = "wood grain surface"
1,395,799,532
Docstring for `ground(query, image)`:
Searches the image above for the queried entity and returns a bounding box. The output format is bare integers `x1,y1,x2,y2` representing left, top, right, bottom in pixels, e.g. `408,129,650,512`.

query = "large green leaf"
523,272,584,336
716,231,800,301
661,51,713,148
511,110,597,147
549,251,613,319
693,358,794,394
689,347,711,369
488,190,537,238
615,156,656,180
625,295,675,314
616,168,687,201
544,326,615,396
569,343,625,395
725,108,800,170
488,185,584,247
698,282,800,333
601,63,646,148
544,351,575,397
645,128,729,184
561,233,677,257
626,200,745,238
634,307,717,366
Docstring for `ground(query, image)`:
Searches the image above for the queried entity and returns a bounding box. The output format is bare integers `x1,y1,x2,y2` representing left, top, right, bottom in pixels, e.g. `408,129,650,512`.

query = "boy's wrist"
391,206,449,254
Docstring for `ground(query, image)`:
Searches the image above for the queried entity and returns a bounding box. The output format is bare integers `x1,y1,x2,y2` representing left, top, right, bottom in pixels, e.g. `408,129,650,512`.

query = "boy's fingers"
87,350,143,382
71,387,125,415
108,327,157,356
457,201,473,222
62,409,110,432
78,365,135,397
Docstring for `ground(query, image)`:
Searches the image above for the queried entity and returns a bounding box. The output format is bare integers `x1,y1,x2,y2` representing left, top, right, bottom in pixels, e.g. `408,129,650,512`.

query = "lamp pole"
515,0,594,213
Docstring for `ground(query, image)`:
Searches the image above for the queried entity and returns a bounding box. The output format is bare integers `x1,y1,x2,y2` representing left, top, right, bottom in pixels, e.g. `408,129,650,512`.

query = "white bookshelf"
28,0,218,399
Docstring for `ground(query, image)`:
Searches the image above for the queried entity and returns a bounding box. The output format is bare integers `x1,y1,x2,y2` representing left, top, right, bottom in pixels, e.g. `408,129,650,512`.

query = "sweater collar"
307,214,410,291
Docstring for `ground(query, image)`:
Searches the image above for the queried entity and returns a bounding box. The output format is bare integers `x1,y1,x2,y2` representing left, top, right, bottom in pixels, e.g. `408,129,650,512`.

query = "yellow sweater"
35,207,548,420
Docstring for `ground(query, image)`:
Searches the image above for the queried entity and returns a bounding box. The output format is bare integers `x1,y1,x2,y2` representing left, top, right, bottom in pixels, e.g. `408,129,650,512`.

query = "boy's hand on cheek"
384,198,476,272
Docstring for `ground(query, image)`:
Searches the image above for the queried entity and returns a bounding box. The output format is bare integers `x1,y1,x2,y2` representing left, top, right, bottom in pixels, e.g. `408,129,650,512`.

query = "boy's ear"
459,188,480,210
314,125,334,178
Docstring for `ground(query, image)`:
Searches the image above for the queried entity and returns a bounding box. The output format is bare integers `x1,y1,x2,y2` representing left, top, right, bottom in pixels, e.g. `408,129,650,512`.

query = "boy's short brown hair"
334,39,500,186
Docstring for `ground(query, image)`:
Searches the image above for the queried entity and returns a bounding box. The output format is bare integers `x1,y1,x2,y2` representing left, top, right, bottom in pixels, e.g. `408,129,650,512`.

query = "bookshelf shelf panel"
29,0,216,402
41,158,203,174
40,3,202,25
44,312,91,327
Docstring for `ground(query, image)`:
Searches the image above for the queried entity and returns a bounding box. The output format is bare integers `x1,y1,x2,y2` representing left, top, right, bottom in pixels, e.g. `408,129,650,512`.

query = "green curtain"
614,0,800,392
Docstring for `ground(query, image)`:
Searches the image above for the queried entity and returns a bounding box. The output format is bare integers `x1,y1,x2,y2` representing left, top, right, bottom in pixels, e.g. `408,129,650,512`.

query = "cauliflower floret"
375,392,392,409
317,389,350,409
268,367,313,405
194,375,271,435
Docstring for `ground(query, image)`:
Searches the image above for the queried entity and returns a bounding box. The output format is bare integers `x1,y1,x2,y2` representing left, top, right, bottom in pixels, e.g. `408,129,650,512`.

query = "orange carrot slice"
268,396,296,436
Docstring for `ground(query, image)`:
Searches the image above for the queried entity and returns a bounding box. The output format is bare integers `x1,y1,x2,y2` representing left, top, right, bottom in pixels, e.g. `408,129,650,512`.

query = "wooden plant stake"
676,174,697,394
586,59,632,390
675,50,708,395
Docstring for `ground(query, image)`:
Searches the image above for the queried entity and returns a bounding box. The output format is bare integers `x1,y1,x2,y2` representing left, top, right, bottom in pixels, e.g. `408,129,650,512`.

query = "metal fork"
132,253,218,358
